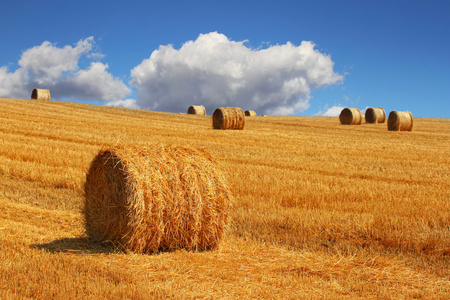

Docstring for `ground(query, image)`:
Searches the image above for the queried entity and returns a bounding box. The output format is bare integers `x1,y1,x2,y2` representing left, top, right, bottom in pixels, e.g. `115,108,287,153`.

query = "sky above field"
1,0,449,118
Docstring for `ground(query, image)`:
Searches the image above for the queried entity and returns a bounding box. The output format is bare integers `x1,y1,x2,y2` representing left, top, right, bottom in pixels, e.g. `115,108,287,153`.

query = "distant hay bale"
387,111,413,131
261,114,269,117
339,108,362,125
212,107,245,130
245,110,257,117
187,105,206,115
31,88,50,101
365,107,386,123
84,145,232,253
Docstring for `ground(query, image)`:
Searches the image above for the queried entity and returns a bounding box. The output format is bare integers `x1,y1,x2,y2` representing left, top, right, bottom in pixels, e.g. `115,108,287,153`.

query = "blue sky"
1,0,449,118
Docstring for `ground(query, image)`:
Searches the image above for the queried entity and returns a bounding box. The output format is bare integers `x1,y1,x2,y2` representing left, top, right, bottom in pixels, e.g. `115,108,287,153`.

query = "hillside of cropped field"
0,98,449,299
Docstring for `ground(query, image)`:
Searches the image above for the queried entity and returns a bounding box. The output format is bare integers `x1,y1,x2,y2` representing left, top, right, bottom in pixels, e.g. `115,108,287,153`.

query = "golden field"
0,98,449,299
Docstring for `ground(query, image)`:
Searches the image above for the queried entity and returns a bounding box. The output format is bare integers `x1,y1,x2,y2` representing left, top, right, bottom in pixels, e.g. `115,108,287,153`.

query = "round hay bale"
339,108,362,125
365,107,386,123
212,107,245,130
387,111,413,131
31,88,50,101
187,105,206,115
245,110,257,117
84,144,232,253
261,114,269,117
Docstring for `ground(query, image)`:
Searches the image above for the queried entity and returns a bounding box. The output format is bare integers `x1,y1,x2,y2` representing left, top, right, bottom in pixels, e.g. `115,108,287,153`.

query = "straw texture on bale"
212,107,245,130
31,88,50,101
365,107,386,123
339,108,362,125
84,144,232,253
187,105,206,115
245,110,257,117
388,111,413,131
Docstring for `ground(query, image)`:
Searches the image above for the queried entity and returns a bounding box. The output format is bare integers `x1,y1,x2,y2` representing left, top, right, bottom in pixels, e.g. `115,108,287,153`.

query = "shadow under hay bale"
84,145,232,254
31,88,51,101
187,105,206,115
212,107,245,130
339,108,362,125
388,111,413,131
245,110,257,117
365,107,386,123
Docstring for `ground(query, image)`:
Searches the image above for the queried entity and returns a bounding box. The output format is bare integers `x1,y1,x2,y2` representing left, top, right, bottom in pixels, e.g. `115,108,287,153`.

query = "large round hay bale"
339,108,362,125
245,110,257,117
212,107,245,130
84,145,232,253
365,107,386,123
31,88,50,101
187,105,206,115
387,111,413,131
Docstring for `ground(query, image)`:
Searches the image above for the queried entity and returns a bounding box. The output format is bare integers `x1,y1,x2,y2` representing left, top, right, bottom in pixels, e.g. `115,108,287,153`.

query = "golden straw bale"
261,114,269,117
84,144,232,253
387,111,413,131
365,107,386,123
339,108,362,125
187,105,206,115
31,88,51,101
245,110,257,117
212,107,245,130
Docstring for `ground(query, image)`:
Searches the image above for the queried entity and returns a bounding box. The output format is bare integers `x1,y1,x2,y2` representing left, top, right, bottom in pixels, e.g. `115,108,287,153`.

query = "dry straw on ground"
213,107,245,130
187,105,206,115
245,110,257,117
388,111,413,131
84,144,232,253
31,88,51,101
365,107,386,123
339,108,362,125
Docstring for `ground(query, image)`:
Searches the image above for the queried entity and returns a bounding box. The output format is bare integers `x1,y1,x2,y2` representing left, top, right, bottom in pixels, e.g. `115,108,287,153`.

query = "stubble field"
0,98,449,299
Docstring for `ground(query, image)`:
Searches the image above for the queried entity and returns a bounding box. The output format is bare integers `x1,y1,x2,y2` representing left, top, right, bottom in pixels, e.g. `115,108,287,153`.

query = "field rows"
0,98,449,298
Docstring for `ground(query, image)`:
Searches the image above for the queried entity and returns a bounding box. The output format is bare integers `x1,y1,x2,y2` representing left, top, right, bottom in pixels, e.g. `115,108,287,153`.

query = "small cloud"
361,106,370,114
106,99,140,109
319,105,345,117
87,52,106,60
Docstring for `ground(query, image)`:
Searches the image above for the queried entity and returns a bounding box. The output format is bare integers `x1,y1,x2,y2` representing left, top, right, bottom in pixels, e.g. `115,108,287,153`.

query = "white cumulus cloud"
131,32,343,116
18,37,93,85
0,37,130,102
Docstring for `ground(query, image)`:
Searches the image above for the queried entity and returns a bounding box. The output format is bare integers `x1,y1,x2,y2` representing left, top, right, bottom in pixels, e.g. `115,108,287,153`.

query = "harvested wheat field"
0,98,449,299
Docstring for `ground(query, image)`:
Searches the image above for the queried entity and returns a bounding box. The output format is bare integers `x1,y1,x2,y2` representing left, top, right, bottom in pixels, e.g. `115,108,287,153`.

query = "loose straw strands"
339,108,362,125
187,105,206,115
212,107,245,130
31,88,51,101
84,144,232,253
365,107,386,123
388,111,413,131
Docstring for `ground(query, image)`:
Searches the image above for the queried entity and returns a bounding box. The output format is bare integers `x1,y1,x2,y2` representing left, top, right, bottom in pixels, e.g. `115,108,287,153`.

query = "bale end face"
84,145,232,254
